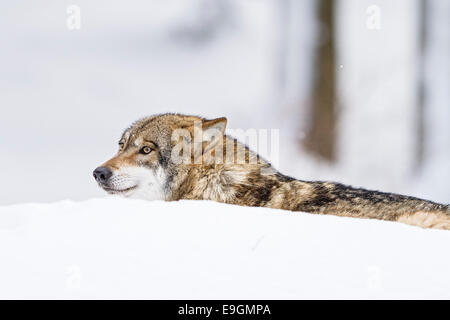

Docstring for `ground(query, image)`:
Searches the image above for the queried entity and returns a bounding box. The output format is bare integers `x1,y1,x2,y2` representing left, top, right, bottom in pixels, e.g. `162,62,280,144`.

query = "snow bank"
0,198,449,299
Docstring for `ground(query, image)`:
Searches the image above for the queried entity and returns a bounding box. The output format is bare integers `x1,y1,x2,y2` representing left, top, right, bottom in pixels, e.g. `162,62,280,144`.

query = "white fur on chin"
108,166,167,201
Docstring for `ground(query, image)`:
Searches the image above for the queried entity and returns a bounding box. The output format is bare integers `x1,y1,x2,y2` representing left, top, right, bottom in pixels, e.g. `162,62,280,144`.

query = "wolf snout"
93,167,113,184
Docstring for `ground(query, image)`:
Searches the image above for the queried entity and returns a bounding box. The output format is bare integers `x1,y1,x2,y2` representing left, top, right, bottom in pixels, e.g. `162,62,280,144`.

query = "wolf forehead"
120,113,206,146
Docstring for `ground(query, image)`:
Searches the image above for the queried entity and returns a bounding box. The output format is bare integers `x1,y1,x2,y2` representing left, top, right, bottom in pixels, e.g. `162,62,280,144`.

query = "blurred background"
0,0,448,205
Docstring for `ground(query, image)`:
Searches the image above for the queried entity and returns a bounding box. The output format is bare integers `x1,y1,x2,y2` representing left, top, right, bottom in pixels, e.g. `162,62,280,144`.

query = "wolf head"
93,113,227,200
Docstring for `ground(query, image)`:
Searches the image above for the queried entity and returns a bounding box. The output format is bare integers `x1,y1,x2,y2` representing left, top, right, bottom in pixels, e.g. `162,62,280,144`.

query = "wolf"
93,113,450,230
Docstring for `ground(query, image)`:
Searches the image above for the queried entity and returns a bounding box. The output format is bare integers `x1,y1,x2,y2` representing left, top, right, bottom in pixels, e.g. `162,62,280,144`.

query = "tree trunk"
303,0,336,162
416,0,427,170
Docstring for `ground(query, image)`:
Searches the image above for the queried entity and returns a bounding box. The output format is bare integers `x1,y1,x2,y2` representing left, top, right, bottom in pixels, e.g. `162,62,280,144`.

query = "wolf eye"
140,146,153,155
118,143,124,151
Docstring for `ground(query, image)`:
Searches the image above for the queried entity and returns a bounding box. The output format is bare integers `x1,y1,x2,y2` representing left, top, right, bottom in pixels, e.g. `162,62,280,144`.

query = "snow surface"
1,197,449,299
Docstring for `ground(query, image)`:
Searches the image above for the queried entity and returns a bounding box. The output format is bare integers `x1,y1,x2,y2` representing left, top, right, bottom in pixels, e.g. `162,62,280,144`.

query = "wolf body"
93,113,450,230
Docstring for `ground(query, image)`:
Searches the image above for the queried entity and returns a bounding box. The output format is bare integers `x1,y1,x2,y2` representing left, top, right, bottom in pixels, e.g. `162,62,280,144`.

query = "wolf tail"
283,180,450,230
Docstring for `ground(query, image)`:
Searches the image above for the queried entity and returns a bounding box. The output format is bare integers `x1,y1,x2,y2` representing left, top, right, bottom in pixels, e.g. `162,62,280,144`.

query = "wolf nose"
93,167,112,184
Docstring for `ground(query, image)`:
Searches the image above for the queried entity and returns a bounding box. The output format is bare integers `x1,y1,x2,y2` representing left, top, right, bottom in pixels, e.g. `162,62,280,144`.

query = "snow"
1,197,449,299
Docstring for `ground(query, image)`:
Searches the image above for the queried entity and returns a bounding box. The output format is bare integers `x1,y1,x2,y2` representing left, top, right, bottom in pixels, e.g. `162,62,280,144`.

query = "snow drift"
0,197,449,299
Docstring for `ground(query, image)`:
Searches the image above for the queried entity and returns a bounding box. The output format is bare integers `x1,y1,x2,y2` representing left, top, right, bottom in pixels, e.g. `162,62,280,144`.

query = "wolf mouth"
100,185,138,194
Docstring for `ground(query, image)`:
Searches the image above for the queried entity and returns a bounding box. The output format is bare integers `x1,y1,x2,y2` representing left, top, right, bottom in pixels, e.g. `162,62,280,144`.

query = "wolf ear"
172,117,227,164
199,117,227,156
200,117,227,154
203,117,227,132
